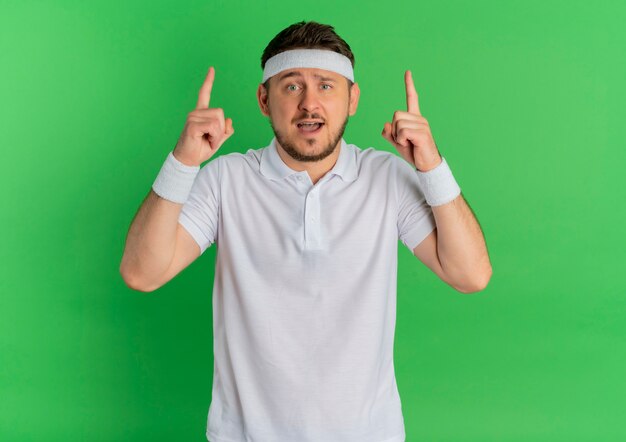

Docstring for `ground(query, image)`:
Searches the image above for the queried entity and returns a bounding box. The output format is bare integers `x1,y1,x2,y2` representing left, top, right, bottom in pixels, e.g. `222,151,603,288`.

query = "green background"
2,0,625,440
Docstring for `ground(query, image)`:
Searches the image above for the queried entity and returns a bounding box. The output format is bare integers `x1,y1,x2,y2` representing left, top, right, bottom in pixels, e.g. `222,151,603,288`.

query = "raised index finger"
196,66,215,110
405,70,421,116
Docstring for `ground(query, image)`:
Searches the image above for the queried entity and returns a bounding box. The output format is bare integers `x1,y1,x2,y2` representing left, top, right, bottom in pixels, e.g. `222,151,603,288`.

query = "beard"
269,112,349,163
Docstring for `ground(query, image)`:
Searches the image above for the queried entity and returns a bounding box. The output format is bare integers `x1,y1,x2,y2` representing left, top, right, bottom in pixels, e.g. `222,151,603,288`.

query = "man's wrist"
415,155,443,173
415,156,461,207
172,149,202,168
152,151,200,204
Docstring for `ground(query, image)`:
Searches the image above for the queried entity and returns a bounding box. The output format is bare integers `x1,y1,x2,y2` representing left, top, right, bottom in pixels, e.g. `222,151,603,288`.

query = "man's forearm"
431,193,492,292
120,190,182,290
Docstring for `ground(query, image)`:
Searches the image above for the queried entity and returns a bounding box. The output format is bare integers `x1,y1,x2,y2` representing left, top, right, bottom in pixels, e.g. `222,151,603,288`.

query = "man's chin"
270,115,349,163
279,135,336,163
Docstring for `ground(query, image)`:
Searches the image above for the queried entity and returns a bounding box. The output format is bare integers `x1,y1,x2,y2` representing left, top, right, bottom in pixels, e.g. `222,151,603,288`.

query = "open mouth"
296,122,324,136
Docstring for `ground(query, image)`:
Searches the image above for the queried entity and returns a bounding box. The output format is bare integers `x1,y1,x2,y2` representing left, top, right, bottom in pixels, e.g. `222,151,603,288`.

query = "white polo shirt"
178,136,436,442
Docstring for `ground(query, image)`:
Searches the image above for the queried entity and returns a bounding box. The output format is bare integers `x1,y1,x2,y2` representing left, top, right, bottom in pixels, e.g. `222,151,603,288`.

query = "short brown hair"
261,21,355,91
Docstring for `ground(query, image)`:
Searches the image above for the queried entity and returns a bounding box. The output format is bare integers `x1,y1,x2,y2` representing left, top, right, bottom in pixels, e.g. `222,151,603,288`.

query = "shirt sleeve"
395,155,437,253
178,155,221,255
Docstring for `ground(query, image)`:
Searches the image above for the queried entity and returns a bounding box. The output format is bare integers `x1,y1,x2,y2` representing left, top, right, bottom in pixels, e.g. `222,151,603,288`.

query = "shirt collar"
259,136,357,182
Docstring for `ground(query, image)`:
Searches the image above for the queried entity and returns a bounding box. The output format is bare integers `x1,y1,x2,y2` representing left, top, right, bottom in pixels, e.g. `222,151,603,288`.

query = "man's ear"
257,83,270,116
348,82,360,116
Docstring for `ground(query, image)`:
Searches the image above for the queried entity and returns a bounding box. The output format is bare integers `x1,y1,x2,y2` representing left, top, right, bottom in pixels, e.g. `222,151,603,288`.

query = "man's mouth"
296,121,324,135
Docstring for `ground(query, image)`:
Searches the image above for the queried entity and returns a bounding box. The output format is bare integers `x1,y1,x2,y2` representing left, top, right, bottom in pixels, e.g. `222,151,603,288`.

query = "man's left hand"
381,70,443,172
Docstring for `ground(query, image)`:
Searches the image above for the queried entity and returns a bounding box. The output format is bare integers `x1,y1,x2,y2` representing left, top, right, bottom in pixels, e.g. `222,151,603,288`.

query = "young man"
121,21,492,442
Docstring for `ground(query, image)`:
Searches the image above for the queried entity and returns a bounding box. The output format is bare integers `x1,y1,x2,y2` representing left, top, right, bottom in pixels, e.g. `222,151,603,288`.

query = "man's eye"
321,84,332,90
287,84,299,91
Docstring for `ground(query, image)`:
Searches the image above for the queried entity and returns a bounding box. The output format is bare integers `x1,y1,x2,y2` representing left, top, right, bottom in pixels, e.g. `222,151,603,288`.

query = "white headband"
262,48,354,83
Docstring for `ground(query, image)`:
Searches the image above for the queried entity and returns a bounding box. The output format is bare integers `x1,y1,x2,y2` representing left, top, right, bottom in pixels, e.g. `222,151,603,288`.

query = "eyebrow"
276,71,337,83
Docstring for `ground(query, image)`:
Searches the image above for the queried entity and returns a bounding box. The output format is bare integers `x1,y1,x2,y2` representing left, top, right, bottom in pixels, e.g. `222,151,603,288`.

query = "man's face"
257,67,360,163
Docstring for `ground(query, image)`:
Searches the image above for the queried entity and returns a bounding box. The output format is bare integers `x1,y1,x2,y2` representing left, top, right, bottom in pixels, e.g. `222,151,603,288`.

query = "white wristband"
415,156,461,206
152,151,200,204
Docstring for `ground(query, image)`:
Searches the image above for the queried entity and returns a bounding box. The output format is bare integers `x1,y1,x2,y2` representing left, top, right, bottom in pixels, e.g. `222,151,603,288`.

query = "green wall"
2,0,625,440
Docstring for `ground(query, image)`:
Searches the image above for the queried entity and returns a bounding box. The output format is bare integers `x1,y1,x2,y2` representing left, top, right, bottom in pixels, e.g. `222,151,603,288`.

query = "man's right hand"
173,66,235,167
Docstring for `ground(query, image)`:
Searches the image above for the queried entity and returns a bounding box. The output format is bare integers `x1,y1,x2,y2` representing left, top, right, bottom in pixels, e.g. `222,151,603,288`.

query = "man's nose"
298,86,321,113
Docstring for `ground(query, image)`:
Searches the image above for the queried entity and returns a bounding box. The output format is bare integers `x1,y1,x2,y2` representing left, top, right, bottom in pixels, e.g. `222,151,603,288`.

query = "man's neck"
276,141,341,185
